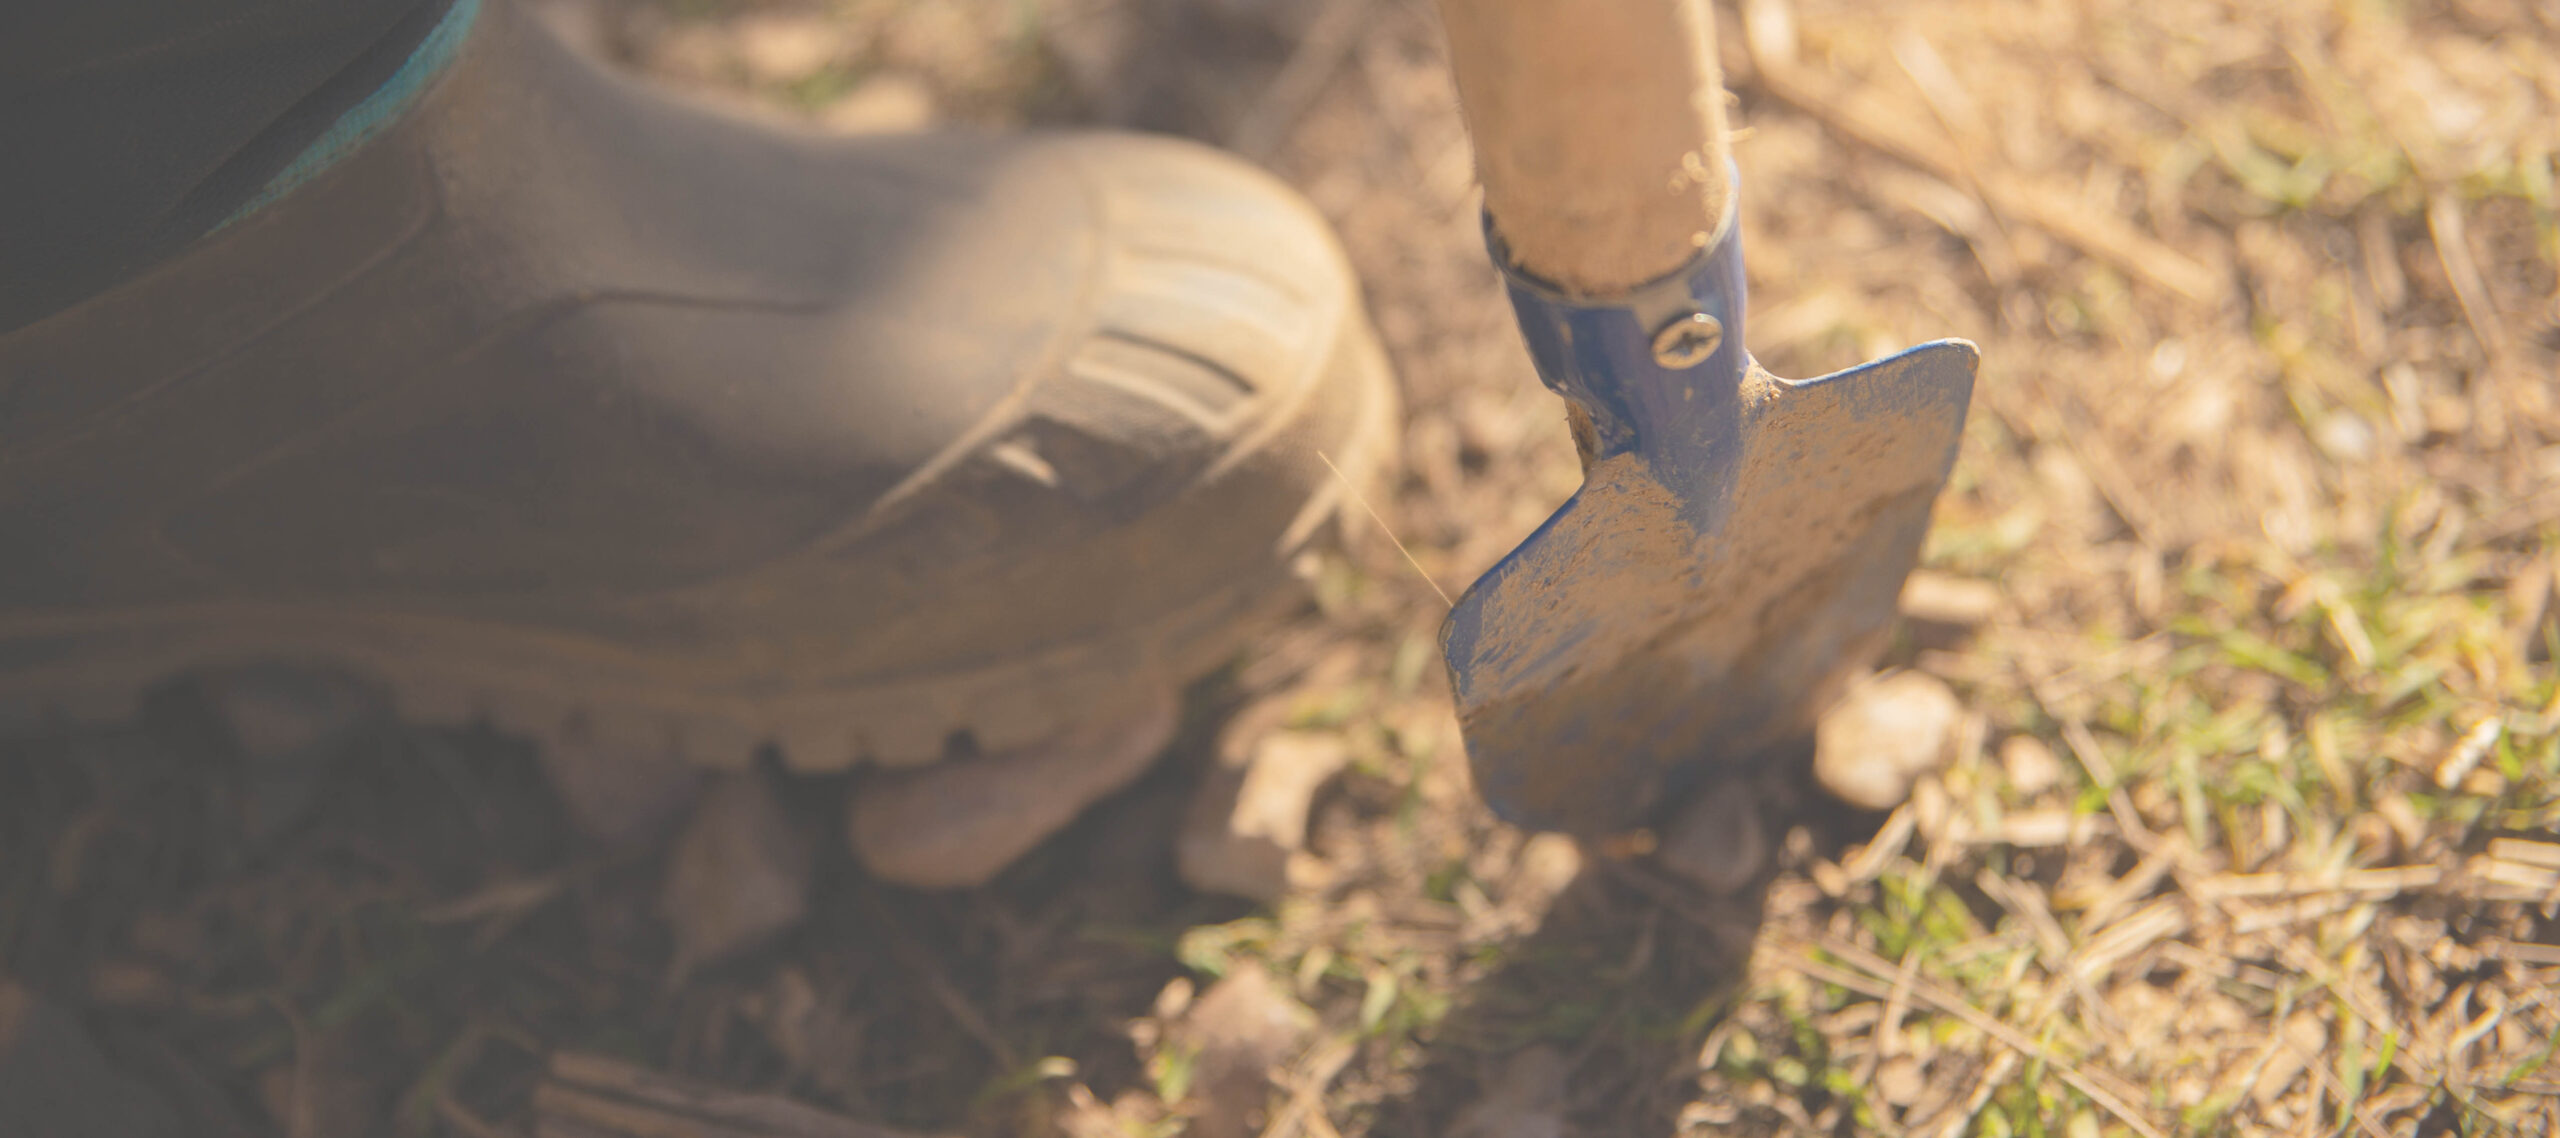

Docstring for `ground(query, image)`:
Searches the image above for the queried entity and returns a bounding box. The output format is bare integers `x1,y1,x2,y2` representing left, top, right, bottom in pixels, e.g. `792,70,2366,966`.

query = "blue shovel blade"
1441,336,1977,837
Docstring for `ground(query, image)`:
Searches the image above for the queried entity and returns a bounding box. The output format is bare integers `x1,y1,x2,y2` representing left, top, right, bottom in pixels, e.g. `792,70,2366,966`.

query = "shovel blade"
1441,340,1977,836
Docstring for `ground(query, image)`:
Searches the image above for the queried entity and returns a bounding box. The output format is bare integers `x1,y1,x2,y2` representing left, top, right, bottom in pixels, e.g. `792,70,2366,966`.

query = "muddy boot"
0,0,1398,884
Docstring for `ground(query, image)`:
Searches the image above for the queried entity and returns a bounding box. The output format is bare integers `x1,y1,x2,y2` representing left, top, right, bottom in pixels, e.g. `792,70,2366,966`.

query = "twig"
1841,804,1917,885
536,1052,937,1138
2275,940,2444,1088
2068,898,2188,989
1319,449,1452,608
867,896,1020,1073
2075,834,2183,932
2191,865,2445,903
1256,1035,1358,1138
2290,1028,2396,1138
1930,1050,2018,1138
2030,680,2164,857
1738,16,2227,307
1785,938,2169,1138
2426,192,2513,369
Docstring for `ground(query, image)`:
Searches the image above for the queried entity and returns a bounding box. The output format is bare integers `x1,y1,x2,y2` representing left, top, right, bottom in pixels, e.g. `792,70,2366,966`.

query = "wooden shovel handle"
1435,0,1733,297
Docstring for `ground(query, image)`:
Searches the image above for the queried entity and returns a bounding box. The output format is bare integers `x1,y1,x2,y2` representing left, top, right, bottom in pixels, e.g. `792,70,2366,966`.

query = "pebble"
850,687,1177,888
1875,1055,1926,1107
1166,962,1314,1138
659,771,812,980
1178,725,1349,902
1999,735,2066,796
1504,833,1583,913
1812,671,1964,812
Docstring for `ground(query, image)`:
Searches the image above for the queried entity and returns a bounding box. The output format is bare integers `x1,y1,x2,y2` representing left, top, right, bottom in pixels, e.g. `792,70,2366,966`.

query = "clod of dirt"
660,771,814,981
1178,725,1350,902
1446,1046,1570,1138
1999,734,2066,796
1656,777,1770,895
0,978,185,1138
1165,961,1315,1138
849,687,1178,889
1812,671,1964,811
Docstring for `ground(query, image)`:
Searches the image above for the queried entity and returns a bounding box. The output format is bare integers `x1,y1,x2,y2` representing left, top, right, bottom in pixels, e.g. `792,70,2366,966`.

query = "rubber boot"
0,0,1398,881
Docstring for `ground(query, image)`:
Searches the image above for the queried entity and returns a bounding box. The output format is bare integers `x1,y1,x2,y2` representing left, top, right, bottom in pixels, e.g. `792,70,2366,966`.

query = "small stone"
821,75,938,134
2313,410,2374,462
1656,778,1769,895
1999,735,2065,796
1875,1055,1925,1107
1505,833,1582,912
1813,672,1964,812
1166,962,1314,1138
1447,1046,1569,1138
660,771,813,980
1178,725,1350,902
851,688,1178,889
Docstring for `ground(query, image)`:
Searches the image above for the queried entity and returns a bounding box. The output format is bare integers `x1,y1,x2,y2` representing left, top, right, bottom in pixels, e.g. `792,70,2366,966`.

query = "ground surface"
4,0,2558,1135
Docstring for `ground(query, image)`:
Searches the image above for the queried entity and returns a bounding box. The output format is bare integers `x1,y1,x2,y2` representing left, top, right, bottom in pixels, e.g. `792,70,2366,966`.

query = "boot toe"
815,134,1399,763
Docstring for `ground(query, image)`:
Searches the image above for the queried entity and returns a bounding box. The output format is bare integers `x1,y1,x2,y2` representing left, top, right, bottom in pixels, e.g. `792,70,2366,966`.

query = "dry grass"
979,0,2560,1132
3,0,2553,1136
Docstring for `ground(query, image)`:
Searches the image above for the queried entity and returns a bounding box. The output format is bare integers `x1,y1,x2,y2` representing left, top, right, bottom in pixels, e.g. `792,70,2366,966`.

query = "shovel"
1433,0,1977,837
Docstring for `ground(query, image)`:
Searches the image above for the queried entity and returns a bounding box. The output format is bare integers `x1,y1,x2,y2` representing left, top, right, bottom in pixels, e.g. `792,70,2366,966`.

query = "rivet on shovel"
1650,311,1723,368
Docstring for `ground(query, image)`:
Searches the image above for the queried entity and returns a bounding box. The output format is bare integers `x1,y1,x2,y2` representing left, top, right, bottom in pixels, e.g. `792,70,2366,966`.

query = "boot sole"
0,320,1400,771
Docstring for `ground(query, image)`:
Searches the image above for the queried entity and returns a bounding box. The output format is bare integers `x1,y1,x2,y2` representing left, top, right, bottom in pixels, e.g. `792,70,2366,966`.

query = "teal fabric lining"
221,0,481,227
